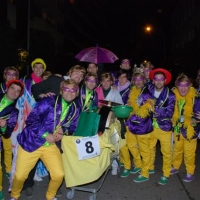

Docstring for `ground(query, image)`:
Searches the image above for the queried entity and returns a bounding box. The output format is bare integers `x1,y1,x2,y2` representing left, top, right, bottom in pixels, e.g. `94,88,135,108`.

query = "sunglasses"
177,82,190,87
62,86,78,93
6,72,17,77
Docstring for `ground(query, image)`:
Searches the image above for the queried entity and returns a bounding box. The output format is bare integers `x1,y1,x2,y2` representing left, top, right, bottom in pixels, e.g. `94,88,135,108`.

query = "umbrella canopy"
75,46,119,64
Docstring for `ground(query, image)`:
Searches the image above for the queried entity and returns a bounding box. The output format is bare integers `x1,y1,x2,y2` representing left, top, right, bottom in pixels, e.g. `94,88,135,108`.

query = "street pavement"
3,142,200,200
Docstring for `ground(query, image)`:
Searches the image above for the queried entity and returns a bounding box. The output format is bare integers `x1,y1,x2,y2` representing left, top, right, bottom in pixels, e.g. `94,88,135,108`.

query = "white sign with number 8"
75,135,100,160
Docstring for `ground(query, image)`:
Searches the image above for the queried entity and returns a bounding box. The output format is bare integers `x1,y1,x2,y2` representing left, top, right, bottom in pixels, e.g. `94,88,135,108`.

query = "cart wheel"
66,189,75,199
89,193,96,200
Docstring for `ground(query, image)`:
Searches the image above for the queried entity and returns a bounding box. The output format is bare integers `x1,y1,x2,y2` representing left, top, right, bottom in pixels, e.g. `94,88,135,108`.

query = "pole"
27,0,30,75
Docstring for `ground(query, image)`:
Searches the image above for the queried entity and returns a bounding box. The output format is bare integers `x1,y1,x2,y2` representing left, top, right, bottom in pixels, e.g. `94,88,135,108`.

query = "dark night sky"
61,0,176,70
18,0,178,75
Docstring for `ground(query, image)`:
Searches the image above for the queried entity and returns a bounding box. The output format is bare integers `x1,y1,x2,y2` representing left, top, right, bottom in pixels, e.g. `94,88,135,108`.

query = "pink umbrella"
75,46,119,64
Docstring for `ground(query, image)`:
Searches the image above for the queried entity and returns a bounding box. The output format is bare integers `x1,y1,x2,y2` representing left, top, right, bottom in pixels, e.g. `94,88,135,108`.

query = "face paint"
62,86,78,93
153,76,165,81
133,77,144,81
86,77,96,83
177,81,190,87
121,61,130,64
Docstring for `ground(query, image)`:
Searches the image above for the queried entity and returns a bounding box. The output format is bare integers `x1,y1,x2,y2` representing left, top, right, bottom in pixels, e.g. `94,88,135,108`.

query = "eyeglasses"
153,77,165,81
6,72,17,77
62,86,78,93
177,82,190,87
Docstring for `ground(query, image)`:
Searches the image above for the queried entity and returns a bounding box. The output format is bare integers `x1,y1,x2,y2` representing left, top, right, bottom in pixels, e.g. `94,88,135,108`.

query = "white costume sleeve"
105,88,124,105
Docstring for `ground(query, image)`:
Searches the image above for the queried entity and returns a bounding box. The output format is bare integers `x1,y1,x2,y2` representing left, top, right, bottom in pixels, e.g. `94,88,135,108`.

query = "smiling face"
70,70,84,84
101,78,113,90
153,73,166,91
132,74,145,89
6,83,22,101
85,76,97,91
5,70,18,83
118,73,128,86
32,63,45,77
61,83,79,102
143,67,152,79
120,59,131,70
177,81,190,97
87,63,98,74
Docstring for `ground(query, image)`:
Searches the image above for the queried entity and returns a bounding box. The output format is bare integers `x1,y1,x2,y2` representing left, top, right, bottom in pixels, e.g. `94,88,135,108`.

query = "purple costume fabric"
77,85,98,111
0,83,6,94
126,86,154,134
0,94,19,140
180,97,200,139
120,85,132,105
149,84,175,131
17,95,80,152
20,75,33,96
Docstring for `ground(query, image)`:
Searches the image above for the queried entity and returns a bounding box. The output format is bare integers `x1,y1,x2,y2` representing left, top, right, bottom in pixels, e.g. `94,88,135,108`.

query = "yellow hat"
31,58,46,70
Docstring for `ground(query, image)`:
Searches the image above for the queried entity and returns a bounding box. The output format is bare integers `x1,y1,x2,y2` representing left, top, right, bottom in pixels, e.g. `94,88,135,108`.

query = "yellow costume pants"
120,144,131,169
172,134,197,175
2,137,12,173
126,128,151,178
149,128,172,178
11,145,64,200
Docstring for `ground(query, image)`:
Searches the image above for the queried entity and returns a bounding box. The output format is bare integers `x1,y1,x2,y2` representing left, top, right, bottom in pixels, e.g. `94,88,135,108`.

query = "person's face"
87,63,98,74
6,83,22,101
120,59,131,70
177,81,190,97
61,84,78,102
5,70,18,83
118,73,128,86
70,70,84,84
32,64,45,77
133,76,145,89
153,74,166,91
143,67,152,79
101,78,113,90
85,76,97,91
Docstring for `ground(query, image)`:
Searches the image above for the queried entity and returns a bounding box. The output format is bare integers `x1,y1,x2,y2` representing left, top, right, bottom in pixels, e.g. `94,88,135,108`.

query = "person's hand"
196,111,200,123
39,92,56,98
54,74,62,77
0,118,7,128
191,118,196,126
54,128,63,141
45,134,55,144
54,133,63,141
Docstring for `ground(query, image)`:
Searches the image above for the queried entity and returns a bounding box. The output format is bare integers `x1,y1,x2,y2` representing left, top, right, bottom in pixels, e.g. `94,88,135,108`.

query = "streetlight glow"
146,26,151,31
